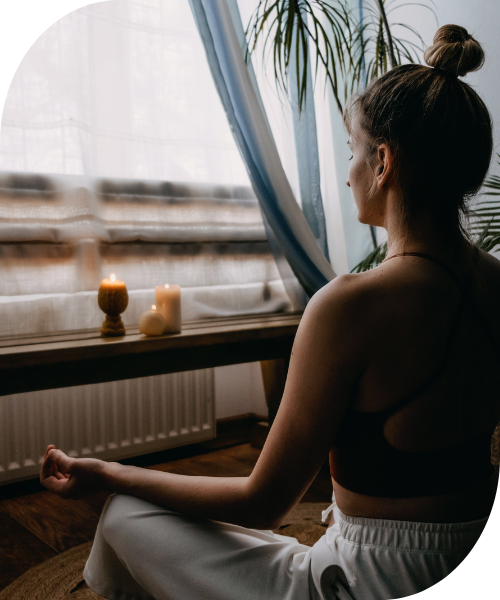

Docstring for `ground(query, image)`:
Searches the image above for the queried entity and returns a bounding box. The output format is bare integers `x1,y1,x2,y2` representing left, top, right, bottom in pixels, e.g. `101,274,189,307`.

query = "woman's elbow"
239,482,290,530
261,514,287,531
238,511,284,531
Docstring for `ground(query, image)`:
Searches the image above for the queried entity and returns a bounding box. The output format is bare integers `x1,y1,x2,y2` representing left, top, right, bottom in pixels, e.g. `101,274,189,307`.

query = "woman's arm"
41,450,265,526
41,274,370,529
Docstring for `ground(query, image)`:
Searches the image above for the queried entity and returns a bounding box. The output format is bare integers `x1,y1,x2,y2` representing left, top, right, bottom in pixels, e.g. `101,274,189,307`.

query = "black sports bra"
329,252,496,498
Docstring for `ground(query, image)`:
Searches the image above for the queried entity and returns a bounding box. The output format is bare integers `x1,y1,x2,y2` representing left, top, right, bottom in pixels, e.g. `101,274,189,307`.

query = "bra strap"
379,291,466,418
377,252,466,417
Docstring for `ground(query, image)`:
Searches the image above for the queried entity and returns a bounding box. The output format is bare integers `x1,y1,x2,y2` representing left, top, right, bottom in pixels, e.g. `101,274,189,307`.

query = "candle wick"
152,305,156,311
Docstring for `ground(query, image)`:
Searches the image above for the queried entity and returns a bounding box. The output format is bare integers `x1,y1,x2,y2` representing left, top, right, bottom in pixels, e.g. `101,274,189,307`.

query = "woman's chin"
357,214,380,227
354,206,384,228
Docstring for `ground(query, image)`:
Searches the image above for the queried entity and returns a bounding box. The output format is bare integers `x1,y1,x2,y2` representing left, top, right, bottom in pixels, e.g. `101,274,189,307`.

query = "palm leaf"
245,1,435,112
352,0,430,91
351,242,388,273
245,1,354,113
470,154,500,253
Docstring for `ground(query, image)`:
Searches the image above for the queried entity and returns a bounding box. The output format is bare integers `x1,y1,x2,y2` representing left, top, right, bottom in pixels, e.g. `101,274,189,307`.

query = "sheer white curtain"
0,0,250,183
0,0,293,337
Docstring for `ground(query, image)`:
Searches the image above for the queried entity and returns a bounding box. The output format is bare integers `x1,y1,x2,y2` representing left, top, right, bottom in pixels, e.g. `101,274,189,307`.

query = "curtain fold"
225,0,308,311
318,2,377,271
289,20,330,261
189,0,335,298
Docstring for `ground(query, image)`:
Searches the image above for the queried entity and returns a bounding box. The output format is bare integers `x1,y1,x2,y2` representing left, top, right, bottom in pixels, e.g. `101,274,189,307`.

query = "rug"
0,502,331,600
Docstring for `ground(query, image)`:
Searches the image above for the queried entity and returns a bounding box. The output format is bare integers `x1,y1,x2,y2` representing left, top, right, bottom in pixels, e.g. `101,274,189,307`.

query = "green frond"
351,242,388,273
468,157,500,253
245,0,435,112
245,0,353,113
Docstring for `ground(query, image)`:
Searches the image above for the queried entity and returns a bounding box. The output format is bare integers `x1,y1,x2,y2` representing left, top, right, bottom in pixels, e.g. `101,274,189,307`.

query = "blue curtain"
189,0,335,299
289,19,329,261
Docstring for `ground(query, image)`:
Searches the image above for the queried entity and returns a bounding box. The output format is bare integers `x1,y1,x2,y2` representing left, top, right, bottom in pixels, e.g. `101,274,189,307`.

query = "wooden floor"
0,430,332,592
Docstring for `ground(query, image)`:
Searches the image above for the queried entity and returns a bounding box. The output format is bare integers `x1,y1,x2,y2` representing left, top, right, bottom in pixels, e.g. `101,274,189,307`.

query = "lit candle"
154,284,181,333
139,305,166,336
98,273,128,336
100,273,125,289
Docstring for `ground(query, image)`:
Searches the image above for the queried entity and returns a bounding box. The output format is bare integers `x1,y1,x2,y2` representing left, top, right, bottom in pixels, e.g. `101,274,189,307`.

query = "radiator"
0,369,215,485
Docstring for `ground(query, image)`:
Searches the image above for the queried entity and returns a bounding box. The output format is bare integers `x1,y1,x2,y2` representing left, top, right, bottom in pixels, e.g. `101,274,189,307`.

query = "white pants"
84,494,488,600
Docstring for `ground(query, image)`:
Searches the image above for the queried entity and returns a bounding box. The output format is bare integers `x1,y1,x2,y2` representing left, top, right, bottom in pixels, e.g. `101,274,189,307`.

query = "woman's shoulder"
305,267,403,339
308,271,378,318
312,260,428,310
307,249,500,337
307,258,459,337
299,272,377,341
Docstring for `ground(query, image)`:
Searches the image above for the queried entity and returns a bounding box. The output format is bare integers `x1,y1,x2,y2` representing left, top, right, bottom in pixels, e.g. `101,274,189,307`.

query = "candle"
98,273,128,336
155,284,181,333
139,305,166,336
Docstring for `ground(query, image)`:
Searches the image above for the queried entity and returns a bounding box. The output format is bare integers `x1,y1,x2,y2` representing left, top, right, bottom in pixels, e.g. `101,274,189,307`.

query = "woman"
41,25,500,600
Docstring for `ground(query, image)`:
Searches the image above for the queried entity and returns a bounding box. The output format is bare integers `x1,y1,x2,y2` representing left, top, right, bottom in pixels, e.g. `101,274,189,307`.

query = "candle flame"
165,284,169,289
110,273,116,282
152,305,156,311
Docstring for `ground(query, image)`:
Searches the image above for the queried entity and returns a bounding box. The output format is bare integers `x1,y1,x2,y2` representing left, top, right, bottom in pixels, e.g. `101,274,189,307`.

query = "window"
0,0,292,336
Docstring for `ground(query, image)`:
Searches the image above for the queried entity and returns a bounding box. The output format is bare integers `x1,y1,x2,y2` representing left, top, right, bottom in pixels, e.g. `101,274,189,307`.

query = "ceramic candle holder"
98,275,129,337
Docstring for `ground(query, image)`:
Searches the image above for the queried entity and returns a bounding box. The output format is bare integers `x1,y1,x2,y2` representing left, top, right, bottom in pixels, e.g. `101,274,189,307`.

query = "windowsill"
0,312,302,397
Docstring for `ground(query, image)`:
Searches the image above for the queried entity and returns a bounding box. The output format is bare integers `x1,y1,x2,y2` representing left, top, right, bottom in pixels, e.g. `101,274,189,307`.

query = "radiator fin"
0,370,215,485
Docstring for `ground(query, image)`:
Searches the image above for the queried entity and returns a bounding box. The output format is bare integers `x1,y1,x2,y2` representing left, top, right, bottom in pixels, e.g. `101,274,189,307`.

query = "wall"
214,362,268,419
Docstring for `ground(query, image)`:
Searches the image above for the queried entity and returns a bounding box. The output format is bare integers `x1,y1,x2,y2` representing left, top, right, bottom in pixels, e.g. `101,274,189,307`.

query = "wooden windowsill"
0,312,302,397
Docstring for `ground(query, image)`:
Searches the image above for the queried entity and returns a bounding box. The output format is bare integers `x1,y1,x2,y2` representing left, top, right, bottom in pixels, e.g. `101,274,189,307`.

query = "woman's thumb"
48,448,75,471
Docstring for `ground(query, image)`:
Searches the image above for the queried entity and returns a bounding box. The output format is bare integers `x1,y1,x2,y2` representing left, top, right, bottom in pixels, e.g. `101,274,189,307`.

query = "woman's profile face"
346,125,384,227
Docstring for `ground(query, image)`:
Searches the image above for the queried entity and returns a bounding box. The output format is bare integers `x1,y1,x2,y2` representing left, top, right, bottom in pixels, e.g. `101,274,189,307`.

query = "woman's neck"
384,207,470,264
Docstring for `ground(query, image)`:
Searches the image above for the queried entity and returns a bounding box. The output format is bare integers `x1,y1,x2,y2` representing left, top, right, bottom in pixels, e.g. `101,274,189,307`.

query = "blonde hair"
424,24,484,77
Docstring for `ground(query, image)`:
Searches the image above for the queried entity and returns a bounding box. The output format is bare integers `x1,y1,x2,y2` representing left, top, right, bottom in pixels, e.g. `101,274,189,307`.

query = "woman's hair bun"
424,24,485,77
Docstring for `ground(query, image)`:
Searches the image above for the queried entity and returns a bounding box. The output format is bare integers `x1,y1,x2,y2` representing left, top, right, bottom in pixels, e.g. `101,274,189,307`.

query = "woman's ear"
375,144,394,189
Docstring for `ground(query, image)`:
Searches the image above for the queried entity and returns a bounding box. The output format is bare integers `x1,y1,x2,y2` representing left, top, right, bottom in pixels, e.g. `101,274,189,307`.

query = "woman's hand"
40,445,111,499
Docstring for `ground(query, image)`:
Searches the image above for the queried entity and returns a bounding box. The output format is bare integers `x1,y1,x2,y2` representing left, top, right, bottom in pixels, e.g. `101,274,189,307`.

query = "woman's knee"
99,493,145,544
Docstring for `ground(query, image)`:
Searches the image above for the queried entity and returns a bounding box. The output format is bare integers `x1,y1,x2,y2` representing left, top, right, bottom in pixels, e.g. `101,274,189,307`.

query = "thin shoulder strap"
380,295,466,418
383,252,463,291
378,252,466,418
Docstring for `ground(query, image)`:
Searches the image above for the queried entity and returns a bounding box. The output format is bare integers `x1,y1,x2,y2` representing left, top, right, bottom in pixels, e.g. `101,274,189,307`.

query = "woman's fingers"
40,454,55,482
47,448,75,473
44,444,56,459
40,448,106,499
40,447,76,493
40,457,65,494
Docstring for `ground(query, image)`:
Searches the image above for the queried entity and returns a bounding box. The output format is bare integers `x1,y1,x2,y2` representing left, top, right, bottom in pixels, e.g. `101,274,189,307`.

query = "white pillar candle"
138,305,166,336
154,284,181,333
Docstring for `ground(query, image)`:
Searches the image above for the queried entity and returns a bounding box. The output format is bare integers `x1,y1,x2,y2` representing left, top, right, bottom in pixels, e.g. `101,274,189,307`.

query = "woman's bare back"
332,248,500,523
